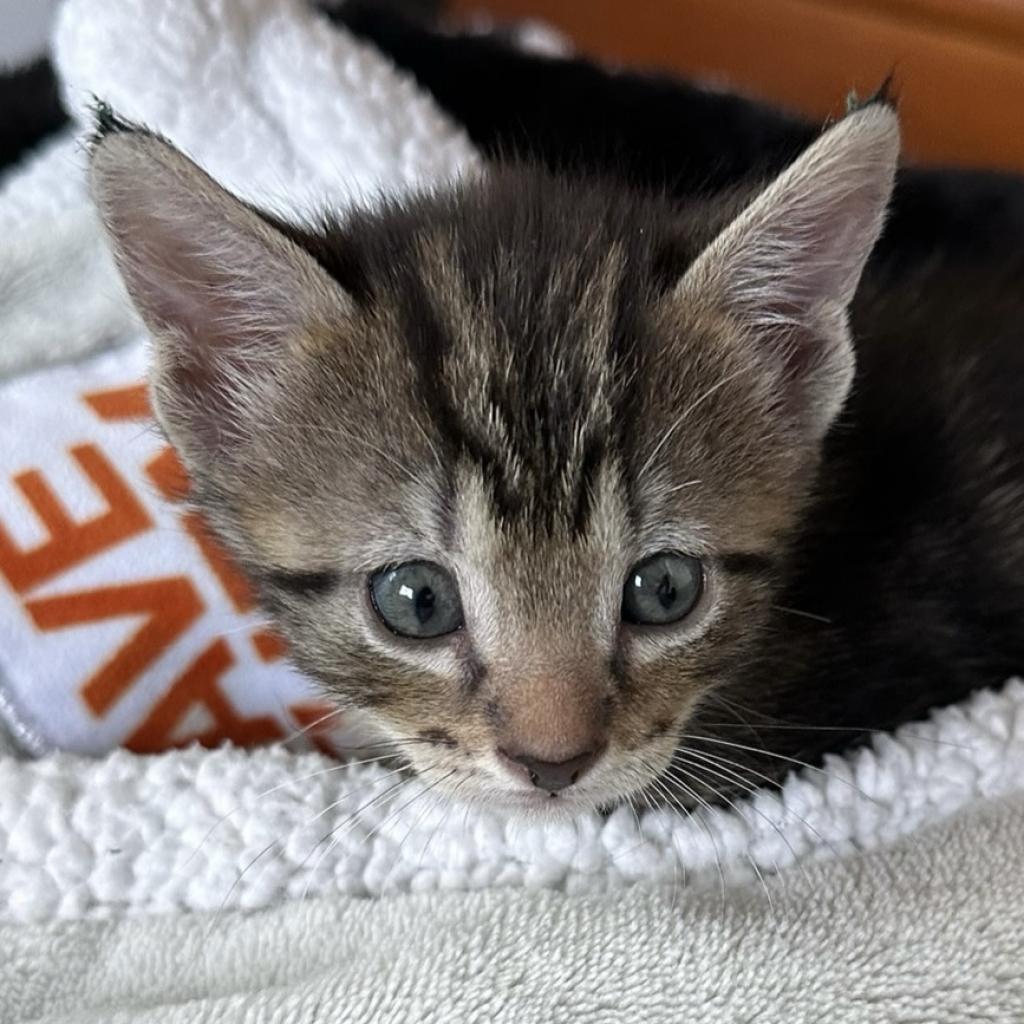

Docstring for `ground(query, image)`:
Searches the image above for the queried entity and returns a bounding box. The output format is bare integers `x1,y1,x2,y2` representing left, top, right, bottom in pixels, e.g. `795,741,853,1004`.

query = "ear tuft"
845,73,899,116
88,100,144,149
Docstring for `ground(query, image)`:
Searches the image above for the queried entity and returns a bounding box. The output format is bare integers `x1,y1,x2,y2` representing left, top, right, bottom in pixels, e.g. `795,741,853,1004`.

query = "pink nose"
498,746,603,793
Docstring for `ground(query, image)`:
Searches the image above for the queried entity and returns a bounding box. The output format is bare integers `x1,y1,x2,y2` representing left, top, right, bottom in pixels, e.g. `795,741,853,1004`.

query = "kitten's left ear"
677,103,900,439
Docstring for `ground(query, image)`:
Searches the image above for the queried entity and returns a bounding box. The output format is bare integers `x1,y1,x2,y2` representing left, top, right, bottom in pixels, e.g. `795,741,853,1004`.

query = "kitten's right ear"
673,103,899,441
89,123,353,459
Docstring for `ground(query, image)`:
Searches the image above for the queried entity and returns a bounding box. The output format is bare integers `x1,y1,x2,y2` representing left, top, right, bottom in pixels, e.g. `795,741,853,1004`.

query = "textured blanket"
5,794,1024,1023
2,680,1023,924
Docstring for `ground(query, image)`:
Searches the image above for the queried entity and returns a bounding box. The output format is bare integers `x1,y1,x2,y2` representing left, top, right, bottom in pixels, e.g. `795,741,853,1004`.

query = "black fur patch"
718,552,777,578
0,58,68,171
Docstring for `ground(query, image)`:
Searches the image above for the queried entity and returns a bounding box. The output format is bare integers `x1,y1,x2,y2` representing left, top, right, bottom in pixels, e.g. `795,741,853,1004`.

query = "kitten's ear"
676,103,899,439
89,125,352,456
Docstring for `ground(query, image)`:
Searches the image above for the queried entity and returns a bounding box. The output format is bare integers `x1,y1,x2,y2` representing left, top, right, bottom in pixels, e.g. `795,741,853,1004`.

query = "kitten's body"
89,104,1024,812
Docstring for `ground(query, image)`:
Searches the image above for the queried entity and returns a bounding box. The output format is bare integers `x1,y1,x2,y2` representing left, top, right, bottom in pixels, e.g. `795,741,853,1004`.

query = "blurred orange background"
449,0,1024,171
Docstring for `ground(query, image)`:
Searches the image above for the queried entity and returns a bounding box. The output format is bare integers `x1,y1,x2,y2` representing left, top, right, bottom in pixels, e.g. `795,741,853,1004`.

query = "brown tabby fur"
88,102,1024,815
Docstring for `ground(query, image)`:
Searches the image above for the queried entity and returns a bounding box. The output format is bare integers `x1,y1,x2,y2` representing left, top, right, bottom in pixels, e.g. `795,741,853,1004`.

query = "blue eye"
622,552,703,625
369,561,464,638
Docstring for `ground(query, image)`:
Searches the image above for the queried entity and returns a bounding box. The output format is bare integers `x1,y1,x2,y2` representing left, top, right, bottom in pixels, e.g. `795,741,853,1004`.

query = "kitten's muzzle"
497,744,605,794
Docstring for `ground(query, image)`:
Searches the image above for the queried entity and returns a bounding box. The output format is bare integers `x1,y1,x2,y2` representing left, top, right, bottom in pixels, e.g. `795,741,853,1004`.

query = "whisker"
216,619,275,638
361,769,458,853
297,774,418,903
240,763,413,895
675,746,852,874
184,753,404,866
643,762,727,917
703,690,974,750
663,478,702,496
621,774,689,897
671,760,779,915
771,604,833,624
678,733,885,807
637,785,687,896
638,365,751,478
597,769,668,873
695,719,974,751
209,760,418,937
386,774,471,888
700,691,772,748
410,773,471,876
272,423,423,487
302,762,415,834
273,705,349,748
668,753,806,888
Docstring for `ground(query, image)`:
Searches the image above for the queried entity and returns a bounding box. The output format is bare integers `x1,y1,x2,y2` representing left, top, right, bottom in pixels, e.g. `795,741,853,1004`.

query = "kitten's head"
90,104,898,814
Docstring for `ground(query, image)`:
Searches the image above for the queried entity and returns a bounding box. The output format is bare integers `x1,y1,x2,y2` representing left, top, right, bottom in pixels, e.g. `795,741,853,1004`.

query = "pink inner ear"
120,201,270,353
97,159,308,449
725,179,889,333
698,108,897,336
675,114,898,440
122,218,266,449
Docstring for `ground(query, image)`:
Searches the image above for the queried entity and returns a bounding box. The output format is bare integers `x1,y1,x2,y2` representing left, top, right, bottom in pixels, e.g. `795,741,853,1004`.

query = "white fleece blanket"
5,794,1024,1023
2,679,1023,924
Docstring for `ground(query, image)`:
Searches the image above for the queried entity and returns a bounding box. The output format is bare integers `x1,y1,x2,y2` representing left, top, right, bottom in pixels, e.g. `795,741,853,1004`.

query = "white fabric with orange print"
0,340,361,754
0,0,478,755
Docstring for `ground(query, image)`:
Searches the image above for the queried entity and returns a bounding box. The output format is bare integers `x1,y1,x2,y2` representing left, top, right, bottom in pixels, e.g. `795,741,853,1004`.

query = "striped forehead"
445,463,627,667
391,229,642,536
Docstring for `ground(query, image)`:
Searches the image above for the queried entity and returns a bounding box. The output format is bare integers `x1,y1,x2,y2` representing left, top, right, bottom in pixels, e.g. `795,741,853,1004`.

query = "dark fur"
681,251,1024,783
0,58,68,173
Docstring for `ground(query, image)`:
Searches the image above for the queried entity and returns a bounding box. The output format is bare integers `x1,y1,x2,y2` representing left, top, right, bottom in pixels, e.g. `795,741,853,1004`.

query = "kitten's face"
192,288,796,815
90,105,898,814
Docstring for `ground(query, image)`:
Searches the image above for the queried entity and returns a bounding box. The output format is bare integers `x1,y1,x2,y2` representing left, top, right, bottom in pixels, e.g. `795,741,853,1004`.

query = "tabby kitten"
89,102,1024,815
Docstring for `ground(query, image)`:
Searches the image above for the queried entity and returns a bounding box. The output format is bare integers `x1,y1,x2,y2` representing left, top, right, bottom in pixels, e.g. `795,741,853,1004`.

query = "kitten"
89,101,1024,815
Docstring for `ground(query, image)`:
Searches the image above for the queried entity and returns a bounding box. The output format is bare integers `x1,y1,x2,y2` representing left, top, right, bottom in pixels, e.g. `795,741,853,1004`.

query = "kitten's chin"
486,789,606,820
440,770,664,821
406,743,675,820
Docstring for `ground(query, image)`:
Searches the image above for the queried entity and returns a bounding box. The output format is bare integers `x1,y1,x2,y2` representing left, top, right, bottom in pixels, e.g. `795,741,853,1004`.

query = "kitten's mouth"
406,745,673,819
476,785,614,819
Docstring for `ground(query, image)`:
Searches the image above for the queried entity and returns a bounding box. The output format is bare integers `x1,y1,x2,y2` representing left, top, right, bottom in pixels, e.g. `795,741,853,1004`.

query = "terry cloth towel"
4,794,1024,1024
0,0,477,755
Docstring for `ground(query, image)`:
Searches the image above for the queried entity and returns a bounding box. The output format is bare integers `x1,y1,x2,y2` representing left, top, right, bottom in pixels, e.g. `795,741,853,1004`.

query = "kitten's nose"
499,746,603,793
